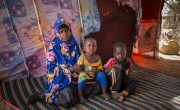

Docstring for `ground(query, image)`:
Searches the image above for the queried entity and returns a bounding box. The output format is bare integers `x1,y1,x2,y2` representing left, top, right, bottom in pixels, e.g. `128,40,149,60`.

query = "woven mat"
2,67,180,110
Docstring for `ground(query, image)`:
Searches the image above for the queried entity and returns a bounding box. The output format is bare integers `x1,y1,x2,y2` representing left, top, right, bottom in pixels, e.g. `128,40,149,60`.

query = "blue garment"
78,72,107,89
45,19,80,102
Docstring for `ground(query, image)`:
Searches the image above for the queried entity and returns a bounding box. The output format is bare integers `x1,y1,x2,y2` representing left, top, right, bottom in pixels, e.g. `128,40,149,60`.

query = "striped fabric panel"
1,68,180,110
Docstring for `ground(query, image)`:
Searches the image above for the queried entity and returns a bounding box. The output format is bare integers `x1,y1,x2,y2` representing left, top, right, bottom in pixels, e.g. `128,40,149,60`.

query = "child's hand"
114,64,122,70
70,65,83,72
87,71,95,77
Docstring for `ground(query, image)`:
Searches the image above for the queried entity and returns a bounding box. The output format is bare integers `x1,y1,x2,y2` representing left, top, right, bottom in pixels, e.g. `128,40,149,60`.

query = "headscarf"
54,19,70,34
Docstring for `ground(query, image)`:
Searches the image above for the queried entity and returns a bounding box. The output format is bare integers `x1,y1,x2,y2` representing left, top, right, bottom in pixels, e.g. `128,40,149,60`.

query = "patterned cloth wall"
0,0,100,81
115,0,142,44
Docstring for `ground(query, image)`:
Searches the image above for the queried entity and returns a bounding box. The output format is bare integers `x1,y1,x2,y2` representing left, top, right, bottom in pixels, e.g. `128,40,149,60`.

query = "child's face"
113,47,126,62
57,28,70,42
83,40,97,55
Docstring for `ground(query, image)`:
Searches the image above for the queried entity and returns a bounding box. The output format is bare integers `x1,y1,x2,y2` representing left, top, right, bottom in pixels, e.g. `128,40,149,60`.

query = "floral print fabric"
0,0,100,81
45,20,80,103
79,0,101,36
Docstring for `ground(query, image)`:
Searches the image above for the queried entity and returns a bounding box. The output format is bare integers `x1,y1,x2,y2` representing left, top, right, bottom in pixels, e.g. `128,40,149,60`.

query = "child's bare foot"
103,93,110,100
79,96,87,103
27,92,42,105
117,95,125,102
112,92,125,103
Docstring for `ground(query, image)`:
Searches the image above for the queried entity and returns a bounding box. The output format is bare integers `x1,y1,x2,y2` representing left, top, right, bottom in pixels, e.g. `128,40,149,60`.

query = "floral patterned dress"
45,35,80,103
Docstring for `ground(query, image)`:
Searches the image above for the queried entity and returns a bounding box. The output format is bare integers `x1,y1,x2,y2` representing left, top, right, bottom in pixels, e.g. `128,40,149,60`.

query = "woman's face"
57,28,70,42
83,40,97,55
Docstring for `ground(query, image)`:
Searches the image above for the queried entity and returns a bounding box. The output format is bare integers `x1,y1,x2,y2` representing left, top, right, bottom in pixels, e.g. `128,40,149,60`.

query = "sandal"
27,92,42,105
112,92,125,103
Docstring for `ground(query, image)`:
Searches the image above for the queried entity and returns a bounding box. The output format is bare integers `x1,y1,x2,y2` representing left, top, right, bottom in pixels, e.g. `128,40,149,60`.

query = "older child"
77,38,109,103
104,42,139,103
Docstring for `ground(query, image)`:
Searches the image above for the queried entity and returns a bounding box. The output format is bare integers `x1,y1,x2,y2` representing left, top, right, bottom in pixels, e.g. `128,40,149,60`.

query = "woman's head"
54,19,71,42
83,38,97,55
113,42,127,62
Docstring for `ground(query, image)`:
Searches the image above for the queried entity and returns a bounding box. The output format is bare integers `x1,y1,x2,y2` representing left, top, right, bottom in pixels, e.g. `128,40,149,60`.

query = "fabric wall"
0,0,142,81
79,0,101,36
88,0,137,64
0,0,100,81
141,0,162,20
115,0,142,44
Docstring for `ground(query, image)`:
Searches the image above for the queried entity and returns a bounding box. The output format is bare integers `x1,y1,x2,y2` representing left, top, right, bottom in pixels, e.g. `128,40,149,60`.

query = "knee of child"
96,72,106,78
78,82,85,90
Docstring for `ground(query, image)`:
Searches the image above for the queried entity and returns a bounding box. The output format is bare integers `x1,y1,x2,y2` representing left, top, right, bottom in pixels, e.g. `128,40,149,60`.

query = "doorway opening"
132,0,180,77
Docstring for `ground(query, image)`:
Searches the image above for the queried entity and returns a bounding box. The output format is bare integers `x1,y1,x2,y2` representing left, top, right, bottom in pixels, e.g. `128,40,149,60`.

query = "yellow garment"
77,54,103,83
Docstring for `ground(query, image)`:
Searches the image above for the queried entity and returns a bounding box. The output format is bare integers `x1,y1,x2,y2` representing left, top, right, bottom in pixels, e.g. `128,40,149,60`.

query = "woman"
27,19,81,104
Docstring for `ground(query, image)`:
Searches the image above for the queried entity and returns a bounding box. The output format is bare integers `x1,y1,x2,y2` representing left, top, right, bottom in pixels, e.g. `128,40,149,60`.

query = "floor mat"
1,67,180,110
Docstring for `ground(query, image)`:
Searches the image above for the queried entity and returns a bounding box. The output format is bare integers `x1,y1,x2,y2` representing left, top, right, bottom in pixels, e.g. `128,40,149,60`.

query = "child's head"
83,38,97,55
113,42,127,62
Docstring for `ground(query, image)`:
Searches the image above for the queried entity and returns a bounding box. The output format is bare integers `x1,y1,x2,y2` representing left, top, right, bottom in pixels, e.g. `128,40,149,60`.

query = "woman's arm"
70,65,83,73
93,55,103,74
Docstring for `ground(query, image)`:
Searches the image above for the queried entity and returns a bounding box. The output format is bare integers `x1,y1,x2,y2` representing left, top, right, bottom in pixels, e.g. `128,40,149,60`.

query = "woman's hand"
70,65,83,72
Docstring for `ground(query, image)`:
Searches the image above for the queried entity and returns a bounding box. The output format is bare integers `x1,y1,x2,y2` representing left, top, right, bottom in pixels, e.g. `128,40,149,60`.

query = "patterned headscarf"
53,19,70,34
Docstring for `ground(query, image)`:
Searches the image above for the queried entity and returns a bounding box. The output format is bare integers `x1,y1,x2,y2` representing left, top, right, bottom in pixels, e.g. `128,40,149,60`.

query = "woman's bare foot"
27,92,42,105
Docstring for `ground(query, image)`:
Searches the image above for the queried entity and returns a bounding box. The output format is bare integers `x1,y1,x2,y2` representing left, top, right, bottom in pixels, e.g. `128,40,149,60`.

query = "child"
77,38,110,103
104,42,139,103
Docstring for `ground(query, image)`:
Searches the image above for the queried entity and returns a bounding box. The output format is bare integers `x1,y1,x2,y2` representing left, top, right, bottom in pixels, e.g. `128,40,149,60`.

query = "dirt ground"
132,53,180,78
